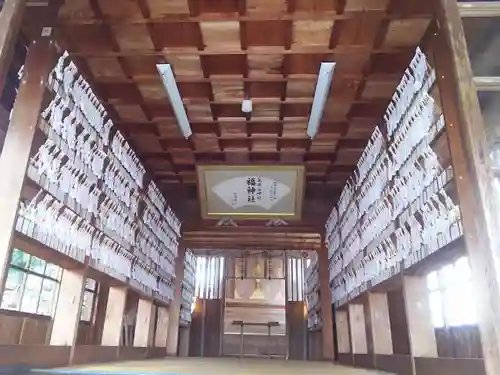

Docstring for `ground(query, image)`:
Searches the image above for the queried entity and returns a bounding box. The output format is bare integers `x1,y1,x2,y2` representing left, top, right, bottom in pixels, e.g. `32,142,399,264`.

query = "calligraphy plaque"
197,165,305,220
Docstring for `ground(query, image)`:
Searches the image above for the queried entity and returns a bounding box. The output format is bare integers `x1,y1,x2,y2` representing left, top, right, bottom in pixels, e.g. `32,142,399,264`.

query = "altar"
223,254,287,357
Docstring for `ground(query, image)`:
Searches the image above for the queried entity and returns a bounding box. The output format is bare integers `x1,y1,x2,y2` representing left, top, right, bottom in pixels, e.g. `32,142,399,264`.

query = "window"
427,256,477,327
1,248,61,316
194,256,225,299
81,278,97,322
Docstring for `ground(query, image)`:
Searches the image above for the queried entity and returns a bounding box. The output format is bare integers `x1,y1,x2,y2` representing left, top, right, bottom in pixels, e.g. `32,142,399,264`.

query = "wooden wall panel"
76,322,92,345
19,318,50,344
91,284,109,345
436,326,483,359
178,327,190,357
71,345,119,365
414,357,486,375
222,334,286,357
307,330,322,360
204,299,223,357
118,347,148,361
354,353,375,369
147,347,166,358
375,354,413,375
387,290,411,355
0,311,51,345
287,301,307,360
189,308,202,356
0,313,24,344
0,311,98,348
337,353,353,365
0,345,70,368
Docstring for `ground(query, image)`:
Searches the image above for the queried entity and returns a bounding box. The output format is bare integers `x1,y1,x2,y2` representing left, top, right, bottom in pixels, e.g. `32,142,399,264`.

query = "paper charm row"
384,47,436,138
331,188,461,303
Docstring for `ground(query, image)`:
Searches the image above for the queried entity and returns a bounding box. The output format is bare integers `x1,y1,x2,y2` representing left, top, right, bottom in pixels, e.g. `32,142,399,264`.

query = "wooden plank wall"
0,310,93,346
188,299,223,357
204,299,223,357
307,330,323,361
387,289,411,355
287,301,307,360
189,307,202,357
222,334,287,357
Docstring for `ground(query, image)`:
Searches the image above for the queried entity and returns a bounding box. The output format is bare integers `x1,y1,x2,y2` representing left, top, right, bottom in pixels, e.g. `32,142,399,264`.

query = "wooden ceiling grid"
57,0,433,202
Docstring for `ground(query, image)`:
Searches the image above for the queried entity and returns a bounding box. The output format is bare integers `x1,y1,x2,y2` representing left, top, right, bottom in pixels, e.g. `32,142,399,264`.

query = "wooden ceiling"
55,0,434,225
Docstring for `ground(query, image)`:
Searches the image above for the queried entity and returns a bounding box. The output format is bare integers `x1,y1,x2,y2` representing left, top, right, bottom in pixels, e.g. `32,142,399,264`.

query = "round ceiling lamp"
242,97,252,120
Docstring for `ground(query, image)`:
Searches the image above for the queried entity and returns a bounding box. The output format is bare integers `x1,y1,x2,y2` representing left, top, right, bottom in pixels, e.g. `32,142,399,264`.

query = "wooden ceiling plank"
57,1,434,214
200,20,242,52
146,0,190,17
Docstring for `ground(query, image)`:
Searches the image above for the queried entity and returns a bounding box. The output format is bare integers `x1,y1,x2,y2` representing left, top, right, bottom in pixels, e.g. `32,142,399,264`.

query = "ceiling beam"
58,10,431,26
67,45,411,58
183,241,321,251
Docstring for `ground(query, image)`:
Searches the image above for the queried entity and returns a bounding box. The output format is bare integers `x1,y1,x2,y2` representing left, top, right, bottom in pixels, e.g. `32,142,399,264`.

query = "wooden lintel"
183,241,321,251
182,225,320,235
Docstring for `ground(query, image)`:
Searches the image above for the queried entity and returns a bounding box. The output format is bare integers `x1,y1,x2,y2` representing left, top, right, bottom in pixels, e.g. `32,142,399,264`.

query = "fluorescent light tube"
307,62,336,139
156,64,192,139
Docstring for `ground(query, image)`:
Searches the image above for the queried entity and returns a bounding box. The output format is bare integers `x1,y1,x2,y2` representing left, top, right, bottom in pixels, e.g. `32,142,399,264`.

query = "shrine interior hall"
0,0,500,375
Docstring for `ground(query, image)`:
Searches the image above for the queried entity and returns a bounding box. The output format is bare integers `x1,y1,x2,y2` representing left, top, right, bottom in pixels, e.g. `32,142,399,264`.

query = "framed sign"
197,165,305,220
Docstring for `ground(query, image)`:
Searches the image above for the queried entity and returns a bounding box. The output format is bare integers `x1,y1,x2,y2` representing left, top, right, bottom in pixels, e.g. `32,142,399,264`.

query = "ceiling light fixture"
242,96,252,121
307,62,336,139
156,64,192,139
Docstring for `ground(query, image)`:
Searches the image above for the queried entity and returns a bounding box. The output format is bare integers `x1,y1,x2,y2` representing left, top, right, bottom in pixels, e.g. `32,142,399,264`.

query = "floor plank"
38,358,392,375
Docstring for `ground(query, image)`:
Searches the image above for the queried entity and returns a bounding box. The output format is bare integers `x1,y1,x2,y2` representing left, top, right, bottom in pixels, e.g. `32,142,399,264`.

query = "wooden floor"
39,358,391,375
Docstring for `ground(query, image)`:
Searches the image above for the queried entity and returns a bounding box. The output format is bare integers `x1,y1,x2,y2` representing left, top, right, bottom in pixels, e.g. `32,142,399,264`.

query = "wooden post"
434,1,500,374
318,245,335,360
0,0,26,95
166,245,186,356
0,29,57,293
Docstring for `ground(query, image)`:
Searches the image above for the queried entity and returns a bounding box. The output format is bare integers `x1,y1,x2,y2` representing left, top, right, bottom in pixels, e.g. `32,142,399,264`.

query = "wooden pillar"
166,246,186,355
101,286,127,346
365,293,393,355
155,306,169,348
134,298,155,347
348,304,368,355
434,1,500,374
0,29,56,292
318,246,335,360
336,310,351,354
50,269,86,346
402,276,437,358
0,0,26,94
